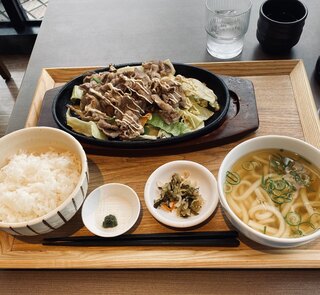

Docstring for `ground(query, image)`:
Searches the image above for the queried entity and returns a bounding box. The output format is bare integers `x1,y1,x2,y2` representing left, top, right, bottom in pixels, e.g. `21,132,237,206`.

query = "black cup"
256,0,308,53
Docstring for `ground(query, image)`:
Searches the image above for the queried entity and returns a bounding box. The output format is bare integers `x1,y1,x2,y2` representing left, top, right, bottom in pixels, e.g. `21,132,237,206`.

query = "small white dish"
81,183,140,237
144,160,219,228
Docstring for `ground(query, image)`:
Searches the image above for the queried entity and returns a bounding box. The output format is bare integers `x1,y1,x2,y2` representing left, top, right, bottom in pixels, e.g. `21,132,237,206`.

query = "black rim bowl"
260,0,308,24
257,0,307,53
52,62,230,149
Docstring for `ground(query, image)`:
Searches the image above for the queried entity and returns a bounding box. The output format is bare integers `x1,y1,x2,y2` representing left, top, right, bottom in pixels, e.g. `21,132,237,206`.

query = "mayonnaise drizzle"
89,88,124,116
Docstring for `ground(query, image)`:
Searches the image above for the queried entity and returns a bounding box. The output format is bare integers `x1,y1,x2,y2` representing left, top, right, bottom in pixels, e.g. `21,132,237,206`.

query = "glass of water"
205,0,252,59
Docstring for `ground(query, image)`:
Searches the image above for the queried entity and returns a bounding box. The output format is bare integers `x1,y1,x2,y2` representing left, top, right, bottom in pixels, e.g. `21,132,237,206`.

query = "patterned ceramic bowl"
0,127,88,236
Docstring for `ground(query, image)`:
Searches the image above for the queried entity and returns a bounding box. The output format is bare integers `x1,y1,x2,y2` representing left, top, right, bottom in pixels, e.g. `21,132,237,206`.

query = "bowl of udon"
0,127,88,236
218,135,320,248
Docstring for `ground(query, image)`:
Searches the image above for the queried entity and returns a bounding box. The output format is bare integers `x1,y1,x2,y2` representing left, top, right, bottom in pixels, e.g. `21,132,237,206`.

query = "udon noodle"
224,149,320,238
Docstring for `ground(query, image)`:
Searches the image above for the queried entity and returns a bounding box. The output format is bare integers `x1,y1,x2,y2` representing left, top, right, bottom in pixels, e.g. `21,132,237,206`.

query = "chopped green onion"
274,179,286,190
261,176,296,205
269,154,285,174
263,226,267,234
241,161,254,171
269,153,311,188
285,212,301,226
298,222,315,235
224,183,233,193
290,170,311,187
292,229,303,237
226,171,240,185
271,196,286,205
309,213,320,229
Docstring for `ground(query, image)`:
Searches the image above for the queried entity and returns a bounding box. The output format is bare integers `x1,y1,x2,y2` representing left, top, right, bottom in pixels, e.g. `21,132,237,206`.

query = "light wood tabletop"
3,0,320,293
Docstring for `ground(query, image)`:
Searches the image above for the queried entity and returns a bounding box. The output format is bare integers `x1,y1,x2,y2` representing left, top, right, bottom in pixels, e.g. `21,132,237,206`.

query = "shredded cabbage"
188,98,214,120
66,109,107,140
180,110,205,130
70,85,83,102
175,75,219,109
147,113,190,136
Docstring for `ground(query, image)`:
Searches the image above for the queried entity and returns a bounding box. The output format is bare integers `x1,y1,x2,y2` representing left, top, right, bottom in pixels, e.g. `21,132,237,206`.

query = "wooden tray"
37,75,259,156
1,59,320,269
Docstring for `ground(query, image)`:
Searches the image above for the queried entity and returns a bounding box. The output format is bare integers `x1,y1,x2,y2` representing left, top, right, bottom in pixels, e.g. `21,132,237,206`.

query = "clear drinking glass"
205,0,252,59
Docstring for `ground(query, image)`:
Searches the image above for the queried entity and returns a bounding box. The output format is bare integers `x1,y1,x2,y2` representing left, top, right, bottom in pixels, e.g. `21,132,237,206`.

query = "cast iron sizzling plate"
52,62,230,148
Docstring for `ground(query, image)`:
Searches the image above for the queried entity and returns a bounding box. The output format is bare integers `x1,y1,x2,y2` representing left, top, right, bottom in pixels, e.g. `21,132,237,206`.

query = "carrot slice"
161,204,172,212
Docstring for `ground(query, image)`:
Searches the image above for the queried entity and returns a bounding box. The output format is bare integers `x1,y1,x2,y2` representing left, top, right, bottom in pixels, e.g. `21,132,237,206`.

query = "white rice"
0,149,81,223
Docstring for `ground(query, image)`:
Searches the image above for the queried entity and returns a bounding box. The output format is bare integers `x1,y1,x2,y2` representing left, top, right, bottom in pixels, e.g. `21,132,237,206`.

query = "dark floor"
0,0,48,135
0,54,30,136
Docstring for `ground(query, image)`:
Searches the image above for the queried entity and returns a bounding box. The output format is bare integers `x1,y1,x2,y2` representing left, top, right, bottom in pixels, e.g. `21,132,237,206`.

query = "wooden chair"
0,59,11,81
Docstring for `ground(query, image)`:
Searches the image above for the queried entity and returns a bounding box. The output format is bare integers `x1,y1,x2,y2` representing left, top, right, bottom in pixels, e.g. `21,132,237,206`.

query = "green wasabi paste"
102,214,118,228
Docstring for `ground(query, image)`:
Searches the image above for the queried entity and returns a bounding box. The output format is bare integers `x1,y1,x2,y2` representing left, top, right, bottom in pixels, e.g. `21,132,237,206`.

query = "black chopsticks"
42,230,240,247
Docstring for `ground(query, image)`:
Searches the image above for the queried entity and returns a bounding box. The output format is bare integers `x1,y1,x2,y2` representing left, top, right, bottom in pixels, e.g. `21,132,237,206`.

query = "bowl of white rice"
0,127,88,236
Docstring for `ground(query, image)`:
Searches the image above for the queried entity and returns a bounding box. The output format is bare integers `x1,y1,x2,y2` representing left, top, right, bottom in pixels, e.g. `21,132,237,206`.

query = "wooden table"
3,0,320,293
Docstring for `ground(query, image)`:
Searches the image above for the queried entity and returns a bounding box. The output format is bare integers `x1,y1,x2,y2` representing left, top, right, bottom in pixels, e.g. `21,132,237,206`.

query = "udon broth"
224,149,320,238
